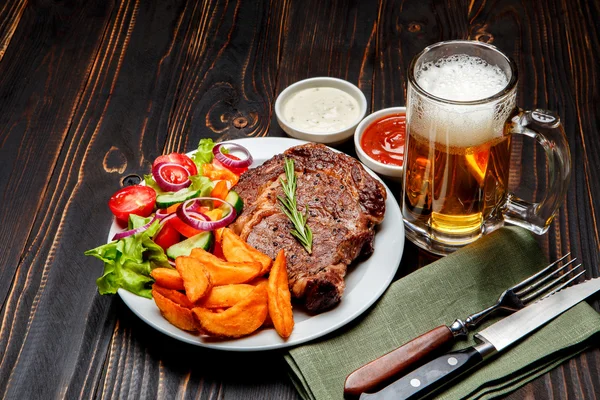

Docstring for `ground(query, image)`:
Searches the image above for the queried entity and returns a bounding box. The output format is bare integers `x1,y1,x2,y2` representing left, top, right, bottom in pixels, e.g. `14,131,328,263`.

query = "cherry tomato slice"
158,163,189,185
212,154,248,175
153,223,181,252
108,185,156,224
153,153,198,176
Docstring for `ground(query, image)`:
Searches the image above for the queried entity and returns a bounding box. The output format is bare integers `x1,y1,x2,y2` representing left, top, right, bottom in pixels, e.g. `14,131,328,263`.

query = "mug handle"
502,109,572,234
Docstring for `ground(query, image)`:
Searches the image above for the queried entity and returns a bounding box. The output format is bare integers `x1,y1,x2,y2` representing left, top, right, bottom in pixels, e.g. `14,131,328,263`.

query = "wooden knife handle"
343,325,454,397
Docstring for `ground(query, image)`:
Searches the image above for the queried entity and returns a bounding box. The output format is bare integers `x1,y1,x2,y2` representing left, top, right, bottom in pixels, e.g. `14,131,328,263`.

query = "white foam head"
410,54,514,149
416,54,508,101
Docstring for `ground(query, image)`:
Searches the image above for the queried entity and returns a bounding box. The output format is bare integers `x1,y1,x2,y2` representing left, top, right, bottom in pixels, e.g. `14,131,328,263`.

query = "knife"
359,278,600,400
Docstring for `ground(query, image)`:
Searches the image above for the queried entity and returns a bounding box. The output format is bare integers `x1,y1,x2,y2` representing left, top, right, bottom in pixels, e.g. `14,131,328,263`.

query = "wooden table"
1,0,598,398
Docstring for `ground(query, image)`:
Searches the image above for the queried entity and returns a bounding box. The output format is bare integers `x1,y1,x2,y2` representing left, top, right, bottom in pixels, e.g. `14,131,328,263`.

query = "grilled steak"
230,143,386,313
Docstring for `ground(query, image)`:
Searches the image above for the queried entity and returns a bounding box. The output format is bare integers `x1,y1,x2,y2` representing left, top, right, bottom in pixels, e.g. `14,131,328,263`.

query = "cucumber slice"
166,231,213,259
156,187,201,209
224,190,244,214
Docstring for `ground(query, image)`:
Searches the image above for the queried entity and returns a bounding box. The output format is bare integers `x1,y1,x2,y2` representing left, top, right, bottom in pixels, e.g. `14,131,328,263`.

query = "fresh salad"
85,139,253,299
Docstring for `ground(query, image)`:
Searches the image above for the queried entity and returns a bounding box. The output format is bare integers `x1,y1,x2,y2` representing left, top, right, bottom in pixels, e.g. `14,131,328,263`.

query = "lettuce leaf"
85,220,170,298
192,138,216,168
189,175,215,197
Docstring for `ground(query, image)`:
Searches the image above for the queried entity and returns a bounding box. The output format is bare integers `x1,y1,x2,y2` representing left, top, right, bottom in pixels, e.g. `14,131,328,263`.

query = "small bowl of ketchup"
354,106,406,180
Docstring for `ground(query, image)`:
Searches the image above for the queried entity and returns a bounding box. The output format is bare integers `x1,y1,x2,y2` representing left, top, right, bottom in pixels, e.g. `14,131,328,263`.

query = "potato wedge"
222,228,273,274
268,249,294,339
150,268,185,291
197,284,255,309
152,285,194,308
175,256,212,303
189,248,262,285
192,281,268,338
152,288,198,332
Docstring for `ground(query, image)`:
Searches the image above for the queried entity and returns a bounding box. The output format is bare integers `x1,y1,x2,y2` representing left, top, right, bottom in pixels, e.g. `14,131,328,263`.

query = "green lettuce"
192,138,216,168
189,175,215,196
85,217,171,298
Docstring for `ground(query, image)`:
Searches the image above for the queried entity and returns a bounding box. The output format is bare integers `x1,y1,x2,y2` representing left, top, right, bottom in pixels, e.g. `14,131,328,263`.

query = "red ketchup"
360,113,406,166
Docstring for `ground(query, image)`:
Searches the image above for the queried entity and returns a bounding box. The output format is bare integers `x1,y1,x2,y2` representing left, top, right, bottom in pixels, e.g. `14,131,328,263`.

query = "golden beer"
402,129,511,237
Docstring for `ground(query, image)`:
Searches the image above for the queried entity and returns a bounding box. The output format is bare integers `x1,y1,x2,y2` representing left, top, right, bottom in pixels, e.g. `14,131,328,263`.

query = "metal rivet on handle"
410,379,421,387
447,357,458,366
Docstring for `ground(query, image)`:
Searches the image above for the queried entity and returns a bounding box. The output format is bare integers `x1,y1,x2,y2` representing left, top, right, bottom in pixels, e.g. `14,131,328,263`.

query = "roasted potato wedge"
222,228,273,274
189,248,262,285
175,256,212,303
197,284,255,309
153,288,198,332
152,285,194,308
150,268,185,291
192,281,268,338
267,249,294,339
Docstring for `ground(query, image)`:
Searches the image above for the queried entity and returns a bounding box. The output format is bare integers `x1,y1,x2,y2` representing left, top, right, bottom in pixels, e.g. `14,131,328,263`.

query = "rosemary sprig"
278,158,313,254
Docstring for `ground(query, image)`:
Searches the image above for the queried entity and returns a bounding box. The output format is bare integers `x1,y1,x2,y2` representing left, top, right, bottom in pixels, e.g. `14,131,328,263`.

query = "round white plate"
113,137,405,351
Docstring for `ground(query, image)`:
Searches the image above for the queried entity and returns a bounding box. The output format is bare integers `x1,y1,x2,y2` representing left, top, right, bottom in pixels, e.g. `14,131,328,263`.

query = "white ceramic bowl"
354,106,406,180
275,77,368,145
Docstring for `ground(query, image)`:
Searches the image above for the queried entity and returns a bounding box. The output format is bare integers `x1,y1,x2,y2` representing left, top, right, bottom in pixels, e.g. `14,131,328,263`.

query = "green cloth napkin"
284,226,600,400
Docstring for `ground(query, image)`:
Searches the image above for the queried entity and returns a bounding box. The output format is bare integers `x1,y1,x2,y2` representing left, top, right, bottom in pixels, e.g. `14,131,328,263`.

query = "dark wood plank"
0,0,27,61
0,1,117,397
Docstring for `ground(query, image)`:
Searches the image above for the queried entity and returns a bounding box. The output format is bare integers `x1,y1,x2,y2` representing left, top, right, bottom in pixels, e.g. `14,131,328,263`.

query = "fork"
343,253,585,397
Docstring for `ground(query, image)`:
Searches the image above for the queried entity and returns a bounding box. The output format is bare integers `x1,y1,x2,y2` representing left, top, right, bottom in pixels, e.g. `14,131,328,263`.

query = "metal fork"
463,252,585,329
344,253,585,397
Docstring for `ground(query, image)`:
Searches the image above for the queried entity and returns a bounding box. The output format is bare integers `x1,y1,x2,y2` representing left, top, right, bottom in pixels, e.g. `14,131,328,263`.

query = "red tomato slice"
212,154,248,175
158,163,189,184
153,223,181,251
108,185,156,223
153,153,198,176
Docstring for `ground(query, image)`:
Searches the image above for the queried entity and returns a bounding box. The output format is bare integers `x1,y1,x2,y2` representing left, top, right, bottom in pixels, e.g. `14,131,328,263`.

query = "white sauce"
282,87,360,132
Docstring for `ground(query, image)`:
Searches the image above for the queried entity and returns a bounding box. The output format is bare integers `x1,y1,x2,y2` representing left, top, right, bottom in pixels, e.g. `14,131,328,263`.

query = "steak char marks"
230,143,386,313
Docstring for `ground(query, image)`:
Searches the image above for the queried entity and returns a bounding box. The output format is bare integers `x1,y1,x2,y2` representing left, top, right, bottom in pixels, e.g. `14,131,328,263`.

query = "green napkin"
285,226,600,399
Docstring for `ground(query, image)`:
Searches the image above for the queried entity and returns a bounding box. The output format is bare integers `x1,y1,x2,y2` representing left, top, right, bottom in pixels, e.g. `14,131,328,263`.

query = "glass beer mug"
402,40,571,255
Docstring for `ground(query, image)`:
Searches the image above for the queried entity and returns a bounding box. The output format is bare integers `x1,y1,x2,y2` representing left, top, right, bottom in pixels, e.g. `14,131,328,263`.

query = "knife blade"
359,278,600,400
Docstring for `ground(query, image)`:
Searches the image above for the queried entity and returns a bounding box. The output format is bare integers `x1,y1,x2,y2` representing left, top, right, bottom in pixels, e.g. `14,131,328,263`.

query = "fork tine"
538,270,587,301
515,258,578,297
521,264,584,303
511,252,571,292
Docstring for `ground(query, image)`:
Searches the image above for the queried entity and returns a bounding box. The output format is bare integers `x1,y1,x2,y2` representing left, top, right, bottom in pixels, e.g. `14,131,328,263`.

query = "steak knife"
359,278,600,400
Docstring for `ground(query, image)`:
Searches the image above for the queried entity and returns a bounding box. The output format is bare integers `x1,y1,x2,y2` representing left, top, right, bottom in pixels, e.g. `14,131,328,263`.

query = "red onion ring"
112,215,157,241
213,143,253,169
157,212,178,227
152,162,191,192
176,197,236,231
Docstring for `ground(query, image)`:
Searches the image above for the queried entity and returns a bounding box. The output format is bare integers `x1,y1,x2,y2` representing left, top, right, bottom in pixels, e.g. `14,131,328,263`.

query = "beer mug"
402,40,571,255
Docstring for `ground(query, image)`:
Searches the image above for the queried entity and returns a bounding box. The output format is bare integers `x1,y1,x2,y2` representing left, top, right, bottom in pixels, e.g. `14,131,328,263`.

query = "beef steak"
229,143,386,313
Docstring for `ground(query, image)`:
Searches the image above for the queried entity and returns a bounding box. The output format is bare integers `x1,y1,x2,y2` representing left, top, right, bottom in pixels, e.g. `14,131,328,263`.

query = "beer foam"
416,55,508,101
410,54,515,148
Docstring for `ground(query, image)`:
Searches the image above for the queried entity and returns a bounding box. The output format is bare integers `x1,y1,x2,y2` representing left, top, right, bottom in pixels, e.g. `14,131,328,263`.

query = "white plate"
112,137,405,351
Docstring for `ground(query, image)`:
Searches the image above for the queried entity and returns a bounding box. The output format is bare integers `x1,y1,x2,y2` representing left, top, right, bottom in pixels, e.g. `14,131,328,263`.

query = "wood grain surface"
0,0,598,399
